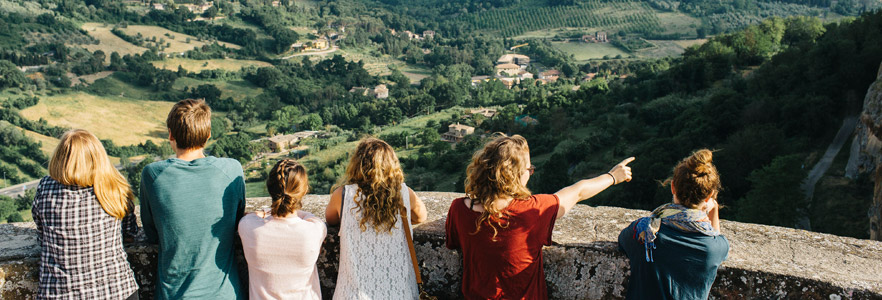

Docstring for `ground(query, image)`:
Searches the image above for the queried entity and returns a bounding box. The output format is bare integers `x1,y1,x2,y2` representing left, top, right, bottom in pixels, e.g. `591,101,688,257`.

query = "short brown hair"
267,159,309,218
166,99,211,150
668,149,721,208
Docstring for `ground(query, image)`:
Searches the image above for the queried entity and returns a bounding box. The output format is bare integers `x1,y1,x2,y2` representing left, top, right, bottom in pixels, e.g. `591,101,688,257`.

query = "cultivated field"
656,12,702,36
119,24,241,53
20,92,174,146
637,39,708,58
152,58,272,72
78,23,149,62
551,41,630,62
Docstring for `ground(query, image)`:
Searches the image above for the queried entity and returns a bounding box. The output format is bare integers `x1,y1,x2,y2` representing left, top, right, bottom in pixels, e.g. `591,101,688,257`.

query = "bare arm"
408,188,428,224
706,198,720,232
325,187,343,226
554,157,634,219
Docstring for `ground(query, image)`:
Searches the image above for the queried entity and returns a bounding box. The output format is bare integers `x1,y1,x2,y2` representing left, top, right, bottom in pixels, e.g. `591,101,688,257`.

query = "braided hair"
266,159,309,217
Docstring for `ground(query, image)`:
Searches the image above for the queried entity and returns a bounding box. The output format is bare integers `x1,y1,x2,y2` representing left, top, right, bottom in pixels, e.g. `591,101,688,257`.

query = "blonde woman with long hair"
325,137,428,299
445,134,634,299
31,129,141,300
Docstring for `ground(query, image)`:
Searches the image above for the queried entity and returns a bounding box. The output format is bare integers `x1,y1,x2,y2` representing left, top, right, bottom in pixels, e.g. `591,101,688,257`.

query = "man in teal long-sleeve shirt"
141,99,246,299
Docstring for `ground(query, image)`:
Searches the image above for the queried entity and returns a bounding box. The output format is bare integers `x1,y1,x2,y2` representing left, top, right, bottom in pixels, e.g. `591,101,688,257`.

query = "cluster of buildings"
582,32,609,43
475,53,564,89
349,84,389,99
150,1,213,13
390,29,436,41
291,38,329,52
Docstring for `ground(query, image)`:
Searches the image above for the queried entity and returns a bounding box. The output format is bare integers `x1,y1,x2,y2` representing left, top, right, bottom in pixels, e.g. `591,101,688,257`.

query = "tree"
193,84,223,103
250,67,283,88
0,60,28,89
109,52,124,71
14,188,35,210
300,113,324,130
203,6,219,19
0,197,15,221
6,212,23,222
737,155,808,227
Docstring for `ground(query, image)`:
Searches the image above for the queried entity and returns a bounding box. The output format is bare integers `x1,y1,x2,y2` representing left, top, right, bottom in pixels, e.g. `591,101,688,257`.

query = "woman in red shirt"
445,134,634,299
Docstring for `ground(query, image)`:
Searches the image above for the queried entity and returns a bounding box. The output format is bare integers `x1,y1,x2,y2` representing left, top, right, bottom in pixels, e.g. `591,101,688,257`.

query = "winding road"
796,116,859,229
801,116,859,198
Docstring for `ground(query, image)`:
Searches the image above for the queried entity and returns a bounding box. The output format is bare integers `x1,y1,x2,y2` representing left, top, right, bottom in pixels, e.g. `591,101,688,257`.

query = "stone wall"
2,192,882,299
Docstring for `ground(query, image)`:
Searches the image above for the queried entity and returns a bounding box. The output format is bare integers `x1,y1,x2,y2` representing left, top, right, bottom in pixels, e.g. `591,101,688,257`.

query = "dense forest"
0,0,878,239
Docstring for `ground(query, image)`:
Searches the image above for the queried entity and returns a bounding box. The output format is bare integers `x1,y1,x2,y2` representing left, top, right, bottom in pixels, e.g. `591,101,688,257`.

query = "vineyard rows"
457,1,662,37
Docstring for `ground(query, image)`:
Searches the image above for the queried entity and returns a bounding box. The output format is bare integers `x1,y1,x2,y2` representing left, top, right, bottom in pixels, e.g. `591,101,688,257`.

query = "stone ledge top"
3,192,882,293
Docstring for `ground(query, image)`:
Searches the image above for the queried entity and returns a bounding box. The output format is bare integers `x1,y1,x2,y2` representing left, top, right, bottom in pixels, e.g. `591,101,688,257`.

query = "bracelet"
606,172,617,185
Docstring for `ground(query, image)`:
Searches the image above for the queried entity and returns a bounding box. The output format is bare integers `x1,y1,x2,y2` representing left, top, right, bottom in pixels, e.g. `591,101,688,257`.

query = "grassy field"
152,58,272,72
174,77,264,101
656,12,701,36
551,41,630,62
339,49,431,83
78,23,149,62
637,39,707,58
246,181,270,198
87,73,166,100
22,129,59,156
20,92,174,146
119,24,241,52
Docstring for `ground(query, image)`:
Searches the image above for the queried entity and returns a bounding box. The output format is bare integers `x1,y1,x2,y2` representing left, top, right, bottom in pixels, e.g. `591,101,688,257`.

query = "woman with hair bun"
238,159,327,300
618,149,729,300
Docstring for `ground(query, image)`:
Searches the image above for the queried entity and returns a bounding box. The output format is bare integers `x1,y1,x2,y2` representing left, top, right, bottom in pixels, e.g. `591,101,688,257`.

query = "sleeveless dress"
333,183,419,300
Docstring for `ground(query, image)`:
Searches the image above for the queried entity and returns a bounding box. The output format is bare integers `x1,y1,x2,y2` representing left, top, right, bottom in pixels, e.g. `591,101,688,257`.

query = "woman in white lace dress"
325,138,428,300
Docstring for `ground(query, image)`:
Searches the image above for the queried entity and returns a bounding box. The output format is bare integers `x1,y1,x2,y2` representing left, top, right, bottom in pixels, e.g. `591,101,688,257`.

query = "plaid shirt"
31,176,140,300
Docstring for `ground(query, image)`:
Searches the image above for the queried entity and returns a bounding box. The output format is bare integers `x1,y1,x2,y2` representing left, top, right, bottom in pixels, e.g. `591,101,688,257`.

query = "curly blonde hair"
266,159,309,218
337,137,405,233
464,134,531,239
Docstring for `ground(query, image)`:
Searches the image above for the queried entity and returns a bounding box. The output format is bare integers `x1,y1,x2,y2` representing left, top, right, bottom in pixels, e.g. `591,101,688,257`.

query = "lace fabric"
333,183,419,300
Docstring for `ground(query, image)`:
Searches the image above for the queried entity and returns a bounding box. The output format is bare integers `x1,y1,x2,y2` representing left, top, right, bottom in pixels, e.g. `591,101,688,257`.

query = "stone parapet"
2,192,882,299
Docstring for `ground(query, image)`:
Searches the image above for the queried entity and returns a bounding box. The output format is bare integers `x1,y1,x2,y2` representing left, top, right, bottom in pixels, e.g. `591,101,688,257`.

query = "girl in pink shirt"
238,159,327,300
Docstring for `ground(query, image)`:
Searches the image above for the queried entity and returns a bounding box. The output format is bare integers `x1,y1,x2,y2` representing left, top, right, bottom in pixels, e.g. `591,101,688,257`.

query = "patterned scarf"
633,203,720,262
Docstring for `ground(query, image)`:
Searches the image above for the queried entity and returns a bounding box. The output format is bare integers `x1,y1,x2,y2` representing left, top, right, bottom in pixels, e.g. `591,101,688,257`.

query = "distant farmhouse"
373,84,389,99
349,85,389,99
265,131,322,152
291,38,330,52
582,31,609,43
497,54,530,67
466,108,497,118
495,63,522,77
539,70,561,83
183,1,214,14
441,123,475,143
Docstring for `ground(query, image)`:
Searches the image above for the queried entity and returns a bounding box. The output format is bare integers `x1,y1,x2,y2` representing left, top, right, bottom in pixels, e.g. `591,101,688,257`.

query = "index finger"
619,157,636,166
